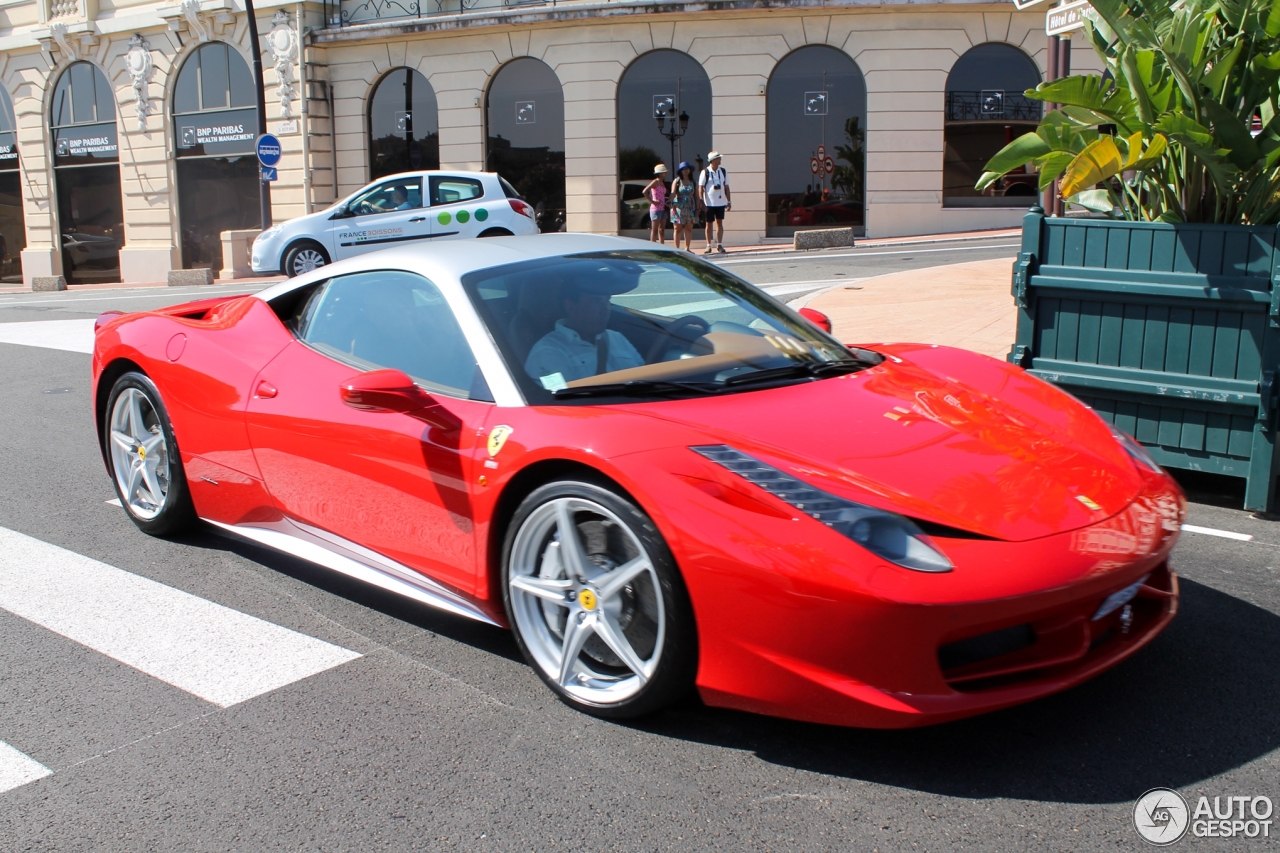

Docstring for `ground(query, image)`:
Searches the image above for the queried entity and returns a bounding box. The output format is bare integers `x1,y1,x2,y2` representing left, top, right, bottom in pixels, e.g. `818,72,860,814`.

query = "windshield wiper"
721,360,866,388
552,379,722,399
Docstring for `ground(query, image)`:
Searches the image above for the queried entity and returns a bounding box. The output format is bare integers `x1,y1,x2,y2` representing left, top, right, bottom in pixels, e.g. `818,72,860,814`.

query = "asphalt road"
1,237,1275,851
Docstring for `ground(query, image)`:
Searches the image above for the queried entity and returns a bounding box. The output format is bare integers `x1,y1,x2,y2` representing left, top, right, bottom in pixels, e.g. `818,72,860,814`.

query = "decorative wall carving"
50,22,73,57
181,0,210,42
125,34,153,131
267,10,298,119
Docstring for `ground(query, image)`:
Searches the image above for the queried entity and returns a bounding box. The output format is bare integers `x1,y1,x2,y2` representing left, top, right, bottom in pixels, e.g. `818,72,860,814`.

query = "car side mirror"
340,369,433,413
798,307,833,334
329,204,353,220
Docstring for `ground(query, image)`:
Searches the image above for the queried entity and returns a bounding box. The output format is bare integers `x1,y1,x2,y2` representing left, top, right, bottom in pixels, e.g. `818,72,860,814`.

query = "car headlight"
255,225,281,244
1109,426,1162,474
691,445,953,573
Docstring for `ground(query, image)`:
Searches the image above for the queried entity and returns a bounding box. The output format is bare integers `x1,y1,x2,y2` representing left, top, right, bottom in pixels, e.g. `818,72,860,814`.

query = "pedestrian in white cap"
644,164,668,244
697,151,730,254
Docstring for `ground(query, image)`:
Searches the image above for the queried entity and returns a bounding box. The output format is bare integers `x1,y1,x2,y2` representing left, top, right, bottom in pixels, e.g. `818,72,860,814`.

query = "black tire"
502,478,698,719
104,372,198,537
478,228,514,238
282,240,329,278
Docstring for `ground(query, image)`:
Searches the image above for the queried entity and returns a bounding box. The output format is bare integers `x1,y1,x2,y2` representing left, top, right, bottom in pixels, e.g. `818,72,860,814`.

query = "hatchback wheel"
105,372,197,536
503,480,697,718
284,241,328,277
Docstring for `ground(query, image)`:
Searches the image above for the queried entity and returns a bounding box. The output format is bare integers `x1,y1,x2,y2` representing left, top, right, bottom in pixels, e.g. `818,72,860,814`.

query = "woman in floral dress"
668,162,697,252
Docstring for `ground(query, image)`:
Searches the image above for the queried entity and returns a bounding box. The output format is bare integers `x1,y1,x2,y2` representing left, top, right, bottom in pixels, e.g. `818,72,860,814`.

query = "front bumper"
250,234,283,274
630,450,1184,728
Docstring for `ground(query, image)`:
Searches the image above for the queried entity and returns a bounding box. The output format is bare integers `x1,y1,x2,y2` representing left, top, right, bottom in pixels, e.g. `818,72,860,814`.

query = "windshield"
462,250,879,404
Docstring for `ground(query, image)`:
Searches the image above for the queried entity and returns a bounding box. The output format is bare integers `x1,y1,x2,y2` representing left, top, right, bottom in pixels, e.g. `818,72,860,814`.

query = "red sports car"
92,235,1182,728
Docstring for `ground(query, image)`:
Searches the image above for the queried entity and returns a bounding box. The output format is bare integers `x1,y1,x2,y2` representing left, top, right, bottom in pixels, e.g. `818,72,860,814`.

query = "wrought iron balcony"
945,90,1042,123
321,0,550,26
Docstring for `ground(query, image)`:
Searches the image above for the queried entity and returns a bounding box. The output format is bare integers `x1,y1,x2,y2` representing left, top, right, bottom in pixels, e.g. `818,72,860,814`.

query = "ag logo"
1134,788,1190,845
487,425,514,458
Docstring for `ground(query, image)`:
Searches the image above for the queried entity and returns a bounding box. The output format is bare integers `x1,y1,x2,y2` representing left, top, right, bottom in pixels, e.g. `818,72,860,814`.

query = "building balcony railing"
945,90,1042,123
321,0,554,26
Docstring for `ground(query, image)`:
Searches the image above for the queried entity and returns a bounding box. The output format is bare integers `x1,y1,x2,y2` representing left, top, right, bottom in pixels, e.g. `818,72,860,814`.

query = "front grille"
938,623,1035,671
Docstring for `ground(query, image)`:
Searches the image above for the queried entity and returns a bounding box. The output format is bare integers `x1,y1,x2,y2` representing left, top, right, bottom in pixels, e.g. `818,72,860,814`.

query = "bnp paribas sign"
1010,0,1096,36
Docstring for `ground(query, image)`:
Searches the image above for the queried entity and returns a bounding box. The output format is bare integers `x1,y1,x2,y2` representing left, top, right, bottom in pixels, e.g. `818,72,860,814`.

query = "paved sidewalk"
807,256,1018,358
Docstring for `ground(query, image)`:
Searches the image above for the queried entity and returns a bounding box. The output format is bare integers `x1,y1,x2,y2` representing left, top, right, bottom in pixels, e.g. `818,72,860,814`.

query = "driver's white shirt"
525,320,644,384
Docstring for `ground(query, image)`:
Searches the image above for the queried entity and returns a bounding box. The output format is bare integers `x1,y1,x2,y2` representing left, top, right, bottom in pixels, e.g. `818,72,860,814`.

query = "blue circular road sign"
255,134,282,168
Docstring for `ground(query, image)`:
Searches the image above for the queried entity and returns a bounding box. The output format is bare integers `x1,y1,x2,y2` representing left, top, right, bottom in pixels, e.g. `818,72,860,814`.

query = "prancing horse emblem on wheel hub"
577,589,597,611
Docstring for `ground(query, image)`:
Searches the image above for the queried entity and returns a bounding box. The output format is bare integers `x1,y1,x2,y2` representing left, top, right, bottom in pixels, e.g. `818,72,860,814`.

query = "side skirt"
204,516,500,627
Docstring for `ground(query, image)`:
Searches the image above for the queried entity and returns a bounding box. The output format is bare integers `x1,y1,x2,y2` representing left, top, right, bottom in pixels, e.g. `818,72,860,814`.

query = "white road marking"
0,319,95,354
0,741,51,795
0,526,361,707
0,287,258,308
758,279,866,295
1182,524,1254,542
714,242,1020,266
104,498,122,507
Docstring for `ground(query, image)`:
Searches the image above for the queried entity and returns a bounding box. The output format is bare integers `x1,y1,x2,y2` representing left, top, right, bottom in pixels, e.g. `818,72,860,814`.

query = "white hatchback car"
252,170,541,277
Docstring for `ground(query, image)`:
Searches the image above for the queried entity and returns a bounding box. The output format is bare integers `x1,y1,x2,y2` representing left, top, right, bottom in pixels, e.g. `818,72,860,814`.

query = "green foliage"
977,0,1280,224
832,116,865,201
618,146,663,182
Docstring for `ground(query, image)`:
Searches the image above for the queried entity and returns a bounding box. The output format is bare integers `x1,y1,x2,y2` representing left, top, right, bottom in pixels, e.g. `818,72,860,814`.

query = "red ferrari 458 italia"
92,234,1183,728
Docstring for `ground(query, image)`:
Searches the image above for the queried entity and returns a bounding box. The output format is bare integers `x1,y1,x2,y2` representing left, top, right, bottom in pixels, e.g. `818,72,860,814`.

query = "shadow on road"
631,578,1279,804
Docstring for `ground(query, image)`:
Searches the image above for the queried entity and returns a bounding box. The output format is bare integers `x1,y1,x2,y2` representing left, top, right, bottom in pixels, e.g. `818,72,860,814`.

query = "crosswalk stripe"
0,319,95,354
0,526,361,708
0,741,51,794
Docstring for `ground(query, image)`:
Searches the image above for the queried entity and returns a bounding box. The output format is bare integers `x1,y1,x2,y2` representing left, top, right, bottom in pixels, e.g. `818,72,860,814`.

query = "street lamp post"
654,104,689,172
244,0,272,228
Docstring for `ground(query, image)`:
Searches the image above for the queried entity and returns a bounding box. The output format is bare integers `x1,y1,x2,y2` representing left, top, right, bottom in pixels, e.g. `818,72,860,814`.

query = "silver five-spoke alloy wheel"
508,496,666,706
109,387,171,520
291,248,326,275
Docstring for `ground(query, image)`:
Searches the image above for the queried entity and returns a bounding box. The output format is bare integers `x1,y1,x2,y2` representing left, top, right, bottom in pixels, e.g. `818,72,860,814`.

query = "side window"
348,177,423,216
430,176,484,206
299,270,491,400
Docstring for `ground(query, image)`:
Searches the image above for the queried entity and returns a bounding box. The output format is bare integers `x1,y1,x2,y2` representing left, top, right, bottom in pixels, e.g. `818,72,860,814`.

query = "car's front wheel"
503,479,697,718
105,372,197,537
283,241,329,277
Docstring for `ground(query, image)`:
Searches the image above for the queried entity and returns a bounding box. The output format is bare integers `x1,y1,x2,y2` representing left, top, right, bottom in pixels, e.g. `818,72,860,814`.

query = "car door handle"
409,216,426,222
254,380,278,399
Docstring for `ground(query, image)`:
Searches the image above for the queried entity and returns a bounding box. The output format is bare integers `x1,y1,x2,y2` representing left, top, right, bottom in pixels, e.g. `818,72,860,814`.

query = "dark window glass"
486,58,564,233
200,43,230,111
177,157,261,273
369,68,439,181
229,51,255,108
766,46,866,237
174,58,200,114
943,43,1042,207
347,177,423,216
56,164,123,285
430,176,483,206
0,172,26,283
51,62,115,127
616,50,713,233
301,270,488,399
0,85,16,134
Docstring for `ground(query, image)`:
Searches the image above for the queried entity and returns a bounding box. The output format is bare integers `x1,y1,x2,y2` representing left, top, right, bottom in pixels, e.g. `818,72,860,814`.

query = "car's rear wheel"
283,241,329,277
503,479,697,718
478,228,514,238
105,372,197,537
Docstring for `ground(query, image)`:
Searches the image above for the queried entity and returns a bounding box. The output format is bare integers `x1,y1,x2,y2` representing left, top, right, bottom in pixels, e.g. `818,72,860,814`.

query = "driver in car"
379,185,413,212
525,279,644,387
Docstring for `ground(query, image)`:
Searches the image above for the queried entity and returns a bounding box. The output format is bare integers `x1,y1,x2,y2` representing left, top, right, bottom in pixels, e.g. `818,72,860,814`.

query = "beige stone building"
0,0,1098,288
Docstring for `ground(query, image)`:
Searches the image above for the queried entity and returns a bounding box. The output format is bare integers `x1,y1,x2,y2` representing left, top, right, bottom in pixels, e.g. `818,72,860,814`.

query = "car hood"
625,345,1145,542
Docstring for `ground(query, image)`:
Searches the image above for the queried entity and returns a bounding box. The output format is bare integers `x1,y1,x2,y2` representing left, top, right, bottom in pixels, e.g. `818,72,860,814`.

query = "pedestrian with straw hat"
644,164,668,244
697,151,730,254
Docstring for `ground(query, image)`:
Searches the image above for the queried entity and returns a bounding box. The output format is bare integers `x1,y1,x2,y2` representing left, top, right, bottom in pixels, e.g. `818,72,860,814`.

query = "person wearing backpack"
696,151,730,254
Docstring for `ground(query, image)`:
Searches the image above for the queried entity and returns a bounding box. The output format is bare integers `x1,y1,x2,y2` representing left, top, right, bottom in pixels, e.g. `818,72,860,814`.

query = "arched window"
766,46,866,237
50,62,123,284
943,43,1042,207
172,42,261,273
369,68,439,181
486,58,564,233
0,84,24,283
615,50,712,233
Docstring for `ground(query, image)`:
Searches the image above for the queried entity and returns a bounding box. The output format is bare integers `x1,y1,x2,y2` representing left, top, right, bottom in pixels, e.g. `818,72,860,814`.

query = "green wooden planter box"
1008,207,1280,512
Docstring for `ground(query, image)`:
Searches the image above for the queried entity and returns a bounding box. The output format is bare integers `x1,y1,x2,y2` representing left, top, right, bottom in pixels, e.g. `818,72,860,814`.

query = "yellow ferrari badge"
487,425,514,458
577,589,597,611
137,445,146,461
1075,495,1102,511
